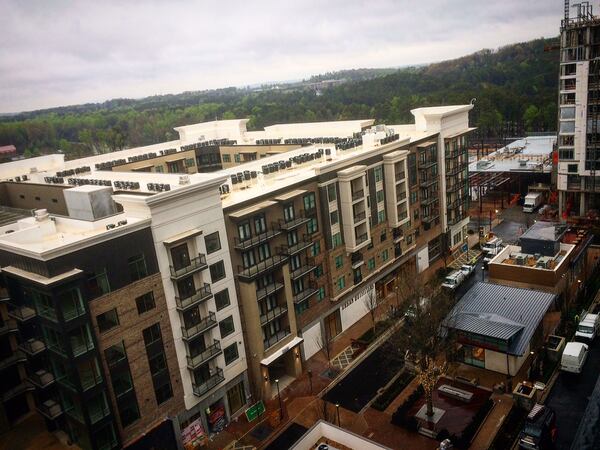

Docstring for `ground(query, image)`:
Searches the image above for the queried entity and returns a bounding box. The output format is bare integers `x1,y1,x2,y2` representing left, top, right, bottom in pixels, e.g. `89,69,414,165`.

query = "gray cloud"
0,0,560,113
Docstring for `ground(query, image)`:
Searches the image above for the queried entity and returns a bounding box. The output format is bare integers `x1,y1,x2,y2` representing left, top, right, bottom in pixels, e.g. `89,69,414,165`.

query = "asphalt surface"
323,331,404,412
545,340,600,450
453,257,485,301
264,422,307,450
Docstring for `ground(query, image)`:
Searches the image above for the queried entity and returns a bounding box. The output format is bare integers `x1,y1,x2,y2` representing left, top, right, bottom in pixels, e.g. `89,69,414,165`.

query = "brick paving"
0,414,70,450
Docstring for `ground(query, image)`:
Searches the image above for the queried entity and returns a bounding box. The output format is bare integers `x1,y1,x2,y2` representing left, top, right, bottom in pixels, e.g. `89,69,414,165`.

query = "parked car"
460,264,475,277
518,404,557,450
441,270,466,290
560,341,589,374
575,312,600,342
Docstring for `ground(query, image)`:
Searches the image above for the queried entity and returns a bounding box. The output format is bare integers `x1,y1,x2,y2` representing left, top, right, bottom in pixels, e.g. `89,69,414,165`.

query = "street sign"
245,401,266,422
461,243,468,253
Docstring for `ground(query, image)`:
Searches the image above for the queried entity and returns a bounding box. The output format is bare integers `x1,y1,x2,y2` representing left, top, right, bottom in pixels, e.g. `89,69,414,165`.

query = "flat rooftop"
489,243,575,271
520,221,567,242
469,136,556,174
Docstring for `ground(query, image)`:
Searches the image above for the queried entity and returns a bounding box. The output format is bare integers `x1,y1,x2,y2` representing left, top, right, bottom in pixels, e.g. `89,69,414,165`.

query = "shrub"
372,371,415,411
454,398,494,449
391,384,425,427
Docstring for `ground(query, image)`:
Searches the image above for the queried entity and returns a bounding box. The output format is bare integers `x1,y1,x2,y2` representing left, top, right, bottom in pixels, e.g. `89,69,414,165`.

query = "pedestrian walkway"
331,344,360,371
469,394,514,450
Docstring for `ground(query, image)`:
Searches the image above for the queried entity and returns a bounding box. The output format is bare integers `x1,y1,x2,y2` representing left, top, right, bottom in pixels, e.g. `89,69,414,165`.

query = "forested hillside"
0,37,559,159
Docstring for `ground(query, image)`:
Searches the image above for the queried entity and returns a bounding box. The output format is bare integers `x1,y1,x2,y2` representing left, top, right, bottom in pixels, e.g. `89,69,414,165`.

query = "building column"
580,191,586,216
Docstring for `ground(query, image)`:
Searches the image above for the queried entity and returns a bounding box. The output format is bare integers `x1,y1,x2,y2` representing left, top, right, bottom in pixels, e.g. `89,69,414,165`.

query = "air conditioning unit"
516,254,526,265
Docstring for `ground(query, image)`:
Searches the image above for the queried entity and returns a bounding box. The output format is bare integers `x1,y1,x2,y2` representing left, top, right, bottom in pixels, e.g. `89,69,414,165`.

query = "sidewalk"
469,394,514,450
212,291,402,449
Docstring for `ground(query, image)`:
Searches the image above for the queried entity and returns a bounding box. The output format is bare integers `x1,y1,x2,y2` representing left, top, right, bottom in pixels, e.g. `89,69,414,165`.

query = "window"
257,243,271,261
222,154,231,163
155,165,164,173
337,276,346,290
378,210,386,223
219,316,235,338
210,261,226,282
317,287,326,301
128,254,148,281
310,241,321,257
382,249,389,261
227,382,246,415
185,158,195,168
234,154,241,163
283,203,295,222
238,221,251,241
380,231,387,242
295,300,309,315
376,190,384,203
97,309,119,333
136,292,156,314
330,210,339,225
105,342,127,367
335,255,343,268
254,214,267,234
214,289,231,311
224,343,239,365
332,233,342,248
568,164,578,173
154,381,173,405
242,251,256,268
204,232,221,254
368,258,375,270
327,184,337,202
374,166,383,182
410,191,418,204
315,264,323,277
88,268,110,297
143,323,162,346
307,217,318,234
303,193,316,211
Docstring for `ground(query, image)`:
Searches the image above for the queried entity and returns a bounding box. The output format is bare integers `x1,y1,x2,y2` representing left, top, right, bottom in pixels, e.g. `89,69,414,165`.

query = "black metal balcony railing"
353,210,366,222
192,367,225,397
279,211,311,231
351,189,365,201
37,399,63,420
238,255,288,282
175,283,213,310
234,227,282,250
421,213,440,224
263,327,291,350
278,236,313,256
8,304,36,322
419,178,437,188
256,282,285,301
290,259,316,280
293,283,318,304
170,254,208,279
19,338,46,356
181,312,218,341
2,381,35,402
29,369,55,388
395,171,406,182
71,338,95,358
0,351,27,371
259,305,288,326
186,340,222,369
446,162,468,177
421,196,438,206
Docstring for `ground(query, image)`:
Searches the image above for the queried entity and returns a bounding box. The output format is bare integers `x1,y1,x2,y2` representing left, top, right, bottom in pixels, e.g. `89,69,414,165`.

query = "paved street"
545,340,600,449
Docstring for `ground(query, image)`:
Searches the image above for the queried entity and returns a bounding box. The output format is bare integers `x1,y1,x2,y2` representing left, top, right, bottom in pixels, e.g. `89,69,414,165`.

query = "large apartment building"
557,2,600,219
0,104,472,446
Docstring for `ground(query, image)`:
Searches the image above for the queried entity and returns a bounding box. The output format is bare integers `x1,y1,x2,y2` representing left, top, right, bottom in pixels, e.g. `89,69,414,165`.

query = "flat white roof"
469,136,556,174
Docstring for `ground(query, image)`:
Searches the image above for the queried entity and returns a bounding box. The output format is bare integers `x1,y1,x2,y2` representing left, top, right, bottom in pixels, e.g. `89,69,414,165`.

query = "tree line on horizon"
0,37,559,160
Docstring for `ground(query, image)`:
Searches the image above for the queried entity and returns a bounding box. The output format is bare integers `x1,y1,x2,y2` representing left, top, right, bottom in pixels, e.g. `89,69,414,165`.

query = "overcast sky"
0,0,561,114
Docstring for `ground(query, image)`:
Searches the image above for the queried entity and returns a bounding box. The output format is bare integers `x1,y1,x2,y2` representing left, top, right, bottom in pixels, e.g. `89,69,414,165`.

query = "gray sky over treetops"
0,0,560,114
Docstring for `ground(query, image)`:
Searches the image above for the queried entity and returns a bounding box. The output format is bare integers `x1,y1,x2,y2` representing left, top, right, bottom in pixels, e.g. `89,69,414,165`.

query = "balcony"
37,399,63,420
71,338,94,358
8,304,36,322
351,251,364,268
290,263,315,280
421,214,440,224
260,305,288,326
175,283,213,310
393,228,404,243
186,340,222,369
256,282,285,301
89,403,111,424
446,162,467,177
170,254,208,280
19,338,46,356
2,381,34,401
351,189,365,201
419,161,437,170
0,351,26,371
0,320,17,336
355,233,369,246
279,237,313,256
353,210,366,223
29,369,55,388
238,255,288,282
279,212,311,231
234,228,282,251
293,285,318,304
421,196,438,207
181,312,218,341
63,303,86,322
419,178,437,188
192,367,225,397
395,171,406,182
264,327,291,350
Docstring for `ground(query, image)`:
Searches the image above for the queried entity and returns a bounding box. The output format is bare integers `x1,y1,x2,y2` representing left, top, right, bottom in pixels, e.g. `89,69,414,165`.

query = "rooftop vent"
179,175,190,185
34,209,49,222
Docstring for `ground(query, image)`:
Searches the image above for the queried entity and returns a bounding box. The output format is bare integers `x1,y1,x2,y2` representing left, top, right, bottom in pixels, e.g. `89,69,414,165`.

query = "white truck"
561,341,589,374
523,192,543,213
575,312,600,342
441,270,466,290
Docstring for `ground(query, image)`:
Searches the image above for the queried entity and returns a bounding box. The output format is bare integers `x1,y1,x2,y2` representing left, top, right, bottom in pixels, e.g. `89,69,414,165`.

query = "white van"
560,342,589,374
575,313,600,342
441,270,466,290
482,237,503,256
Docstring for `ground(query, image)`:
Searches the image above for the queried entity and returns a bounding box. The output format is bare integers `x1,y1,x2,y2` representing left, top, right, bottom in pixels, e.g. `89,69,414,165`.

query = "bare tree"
362,286,379,336
315,328,336,378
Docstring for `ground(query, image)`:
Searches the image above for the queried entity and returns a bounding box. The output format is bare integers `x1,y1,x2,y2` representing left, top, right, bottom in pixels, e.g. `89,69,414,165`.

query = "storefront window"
227,381,246,415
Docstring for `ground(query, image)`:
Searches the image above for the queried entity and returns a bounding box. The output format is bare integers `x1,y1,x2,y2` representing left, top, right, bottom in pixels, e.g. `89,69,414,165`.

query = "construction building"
0,104,473,447
557,1,600,220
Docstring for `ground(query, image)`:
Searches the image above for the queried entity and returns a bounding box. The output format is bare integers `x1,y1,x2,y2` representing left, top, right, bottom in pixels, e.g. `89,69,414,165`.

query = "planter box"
546,335,565,363
513,382,538,411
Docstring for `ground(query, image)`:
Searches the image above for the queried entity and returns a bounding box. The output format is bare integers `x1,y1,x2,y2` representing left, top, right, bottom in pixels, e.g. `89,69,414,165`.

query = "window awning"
260,336,304,366
274,189,307,202
163,228,203,246
229,200,278,219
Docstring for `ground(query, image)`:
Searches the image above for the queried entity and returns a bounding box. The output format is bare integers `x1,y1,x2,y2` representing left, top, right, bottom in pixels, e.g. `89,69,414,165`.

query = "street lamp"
275,379,283,420
481,265,485,282
336,403,341,426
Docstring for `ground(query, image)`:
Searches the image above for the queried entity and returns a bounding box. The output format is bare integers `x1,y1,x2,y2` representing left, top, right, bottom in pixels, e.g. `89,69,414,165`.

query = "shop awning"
260,336,304,366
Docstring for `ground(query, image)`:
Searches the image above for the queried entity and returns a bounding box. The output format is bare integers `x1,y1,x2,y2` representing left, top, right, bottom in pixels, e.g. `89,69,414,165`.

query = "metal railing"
181,312,218,341
259,305,288,326
256,282,285,300
238,255,288,282
186,340,222,369
169,254,208,279
263,327,291,350
279,210,311,230
175,283,212,310
192,367,225,397
233,227,282,250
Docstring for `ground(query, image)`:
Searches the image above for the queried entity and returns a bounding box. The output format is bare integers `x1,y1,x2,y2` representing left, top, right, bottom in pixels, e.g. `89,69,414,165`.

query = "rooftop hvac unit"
518,159,529,167
516,254,527,265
